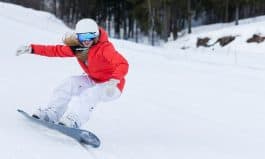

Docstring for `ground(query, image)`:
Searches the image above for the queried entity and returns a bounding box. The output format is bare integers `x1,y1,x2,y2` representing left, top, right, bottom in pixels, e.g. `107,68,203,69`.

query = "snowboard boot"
59,113,81,128
32,107,59,123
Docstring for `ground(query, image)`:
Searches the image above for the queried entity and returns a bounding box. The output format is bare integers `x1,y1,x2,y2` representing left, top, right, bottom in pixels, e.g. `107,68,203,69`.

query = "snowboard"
17,109,100,148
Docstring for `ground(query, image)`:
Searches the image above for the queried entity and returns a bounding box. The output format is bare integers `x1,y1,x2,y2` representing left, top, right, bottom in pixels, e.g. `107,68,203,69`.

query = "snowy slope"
165,15,265,72
167,15,265,52
0,2,265,159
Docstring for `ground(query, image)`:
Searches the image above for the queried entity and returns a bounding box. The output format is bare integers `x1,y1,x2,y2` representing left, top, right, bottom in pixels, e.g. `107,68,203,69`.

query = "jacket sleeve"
31,44,75,57
102,44,129,80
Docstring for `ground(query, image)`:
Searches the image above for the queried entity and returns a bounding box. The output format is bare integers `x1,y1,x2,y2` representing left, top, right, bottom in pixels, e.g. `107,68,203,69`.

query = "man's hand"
107,79,120,86
16,45,32,56
105,79,120,97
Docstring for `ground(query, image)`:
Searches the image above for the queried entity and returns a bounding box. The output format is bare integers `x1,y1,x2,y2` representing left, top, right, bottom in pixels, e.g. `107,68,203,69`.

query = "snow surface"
0,2,264,159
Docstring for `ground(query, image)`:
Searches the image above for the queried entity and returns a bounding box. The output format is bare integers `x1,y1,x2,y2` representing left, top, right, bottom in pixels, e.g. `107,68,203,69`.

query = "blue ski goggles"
77,32,97,42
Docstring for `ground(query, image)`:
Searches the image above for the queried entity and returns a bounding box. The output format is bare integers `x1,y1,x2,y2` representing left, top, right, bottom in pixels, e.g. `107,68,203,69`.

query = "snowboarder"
16,18,129,128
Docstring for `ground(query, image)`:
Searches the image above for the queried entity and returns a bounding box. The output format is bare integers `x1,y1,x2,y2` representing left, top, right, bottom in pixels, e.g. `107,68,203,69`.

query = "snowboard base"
17,109,100,148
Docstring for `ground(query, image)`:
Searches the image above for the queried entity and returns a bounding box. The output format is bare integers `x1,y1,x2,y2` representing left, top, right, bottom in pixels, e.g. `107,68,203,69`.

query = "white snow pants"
46,75,121,126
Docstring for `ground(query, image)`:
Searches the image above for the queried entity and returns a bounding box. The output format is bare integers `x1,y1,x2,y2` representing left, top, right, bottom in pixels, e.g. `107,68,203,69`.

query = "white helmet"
75,18,99,36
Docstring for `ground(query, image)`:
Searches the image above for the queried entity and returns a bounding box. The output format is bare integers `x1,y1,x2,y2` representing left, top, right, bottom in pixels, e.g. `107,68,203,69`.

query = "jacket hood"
98,27,109,43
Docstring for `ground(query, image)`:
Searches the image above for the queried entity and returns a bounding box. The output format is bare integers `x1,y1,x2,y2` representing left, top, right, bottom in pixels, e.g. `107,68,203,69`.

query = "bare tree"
147,0,155,45
187,0,192,34
225,0,229,22
235,2,239,25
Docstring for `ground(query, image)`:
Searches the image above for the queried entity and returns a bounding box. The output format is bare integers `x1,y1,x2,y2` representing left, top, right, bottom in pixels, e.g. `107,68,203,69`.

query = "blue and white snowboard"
17,109,100,148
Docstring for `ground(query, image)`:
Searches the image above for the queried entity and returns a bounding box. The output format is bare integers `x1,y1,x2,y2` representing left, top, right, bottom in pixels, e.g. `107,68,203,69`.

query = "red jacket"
31,28,129,91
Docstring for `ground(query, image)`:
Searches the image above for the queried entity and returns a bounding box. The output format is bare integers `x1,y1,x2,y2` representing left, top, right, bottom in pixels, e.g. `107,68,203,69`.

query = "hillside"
0,2,264,159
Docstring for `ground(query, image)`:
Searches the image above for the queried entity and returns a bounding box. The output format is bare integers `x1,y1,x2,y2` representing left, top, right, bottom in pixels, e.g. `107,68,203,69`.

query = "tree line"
2,0,265,45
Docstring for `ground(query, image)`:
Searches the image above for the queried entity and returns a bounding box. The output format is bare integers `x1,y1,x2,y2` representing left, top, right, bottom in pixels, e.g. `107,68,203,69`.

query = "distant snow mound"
166,15,265,53
0,2,70,33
